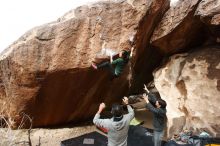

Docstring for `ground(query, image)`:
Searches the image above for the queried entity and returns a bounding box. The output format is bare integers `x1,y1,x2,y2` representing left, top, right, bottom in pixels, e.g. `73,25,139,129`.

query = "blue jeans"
153,131,164,146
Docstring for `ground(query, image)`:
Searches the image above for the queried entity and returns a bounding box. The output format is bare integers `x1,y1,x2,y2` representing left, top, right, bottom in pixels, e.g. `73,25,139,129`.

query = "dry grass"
0,113,34,146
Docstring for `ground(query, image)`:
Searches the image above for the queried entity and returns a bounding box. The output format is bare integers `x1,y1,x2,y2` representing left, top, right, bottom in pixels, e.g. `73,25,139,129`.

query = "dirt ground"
0,99,153,146
0,123,96,146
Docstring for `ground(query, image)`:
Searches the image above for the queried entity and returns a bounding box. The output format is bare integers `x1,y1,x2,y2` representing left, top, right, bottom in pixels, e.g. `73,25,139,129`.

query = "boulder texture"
150,0,220,55
0,0,169,127
130,0,169,93
195,0,220,25
150,0,205,54
195,0,220,42
154,46,220,137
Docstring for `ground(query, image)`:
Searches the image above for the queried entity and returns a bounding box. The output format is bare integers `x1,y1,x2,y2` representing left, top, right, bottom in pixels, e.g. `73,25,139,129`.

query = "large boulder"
154,46,220,137
0,0,169,127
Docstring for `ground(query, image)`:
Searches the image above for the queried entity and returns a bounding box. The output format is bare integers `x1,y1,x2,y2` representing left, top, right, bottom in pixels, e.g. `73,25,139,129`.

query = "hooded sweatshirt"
93,105,134,146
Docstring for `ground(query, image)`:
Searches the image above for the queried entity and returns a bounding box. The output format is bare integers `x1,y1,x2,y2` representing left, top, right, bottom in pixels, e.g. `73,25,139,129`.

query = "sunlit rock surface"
154,46,220,137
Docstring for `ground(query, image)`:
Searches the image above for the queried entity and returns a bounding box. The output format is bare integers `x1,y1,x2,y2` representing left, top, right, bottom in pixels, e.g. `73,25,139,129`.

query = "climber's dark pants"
97,61,118,79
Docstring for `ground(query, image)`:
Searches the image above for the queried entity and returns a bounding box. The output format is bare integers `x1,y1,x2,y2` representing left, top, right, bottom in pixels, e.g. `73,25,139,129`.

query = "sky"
0,0,99,53
0,0,179,53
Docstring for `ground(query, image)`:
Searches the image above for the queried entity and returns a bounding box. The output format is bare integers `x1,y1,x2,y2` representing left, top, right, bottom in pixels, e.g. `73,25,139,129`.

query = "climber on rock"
91,47,134,79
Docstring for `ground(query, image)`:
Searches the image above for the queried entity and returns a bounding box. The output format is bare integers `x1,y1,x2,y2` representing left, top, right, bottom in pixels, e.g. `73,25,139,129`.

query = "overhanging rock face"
0,0,169,127
150,0,205,54
195,0,220,25
195,0,220,41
